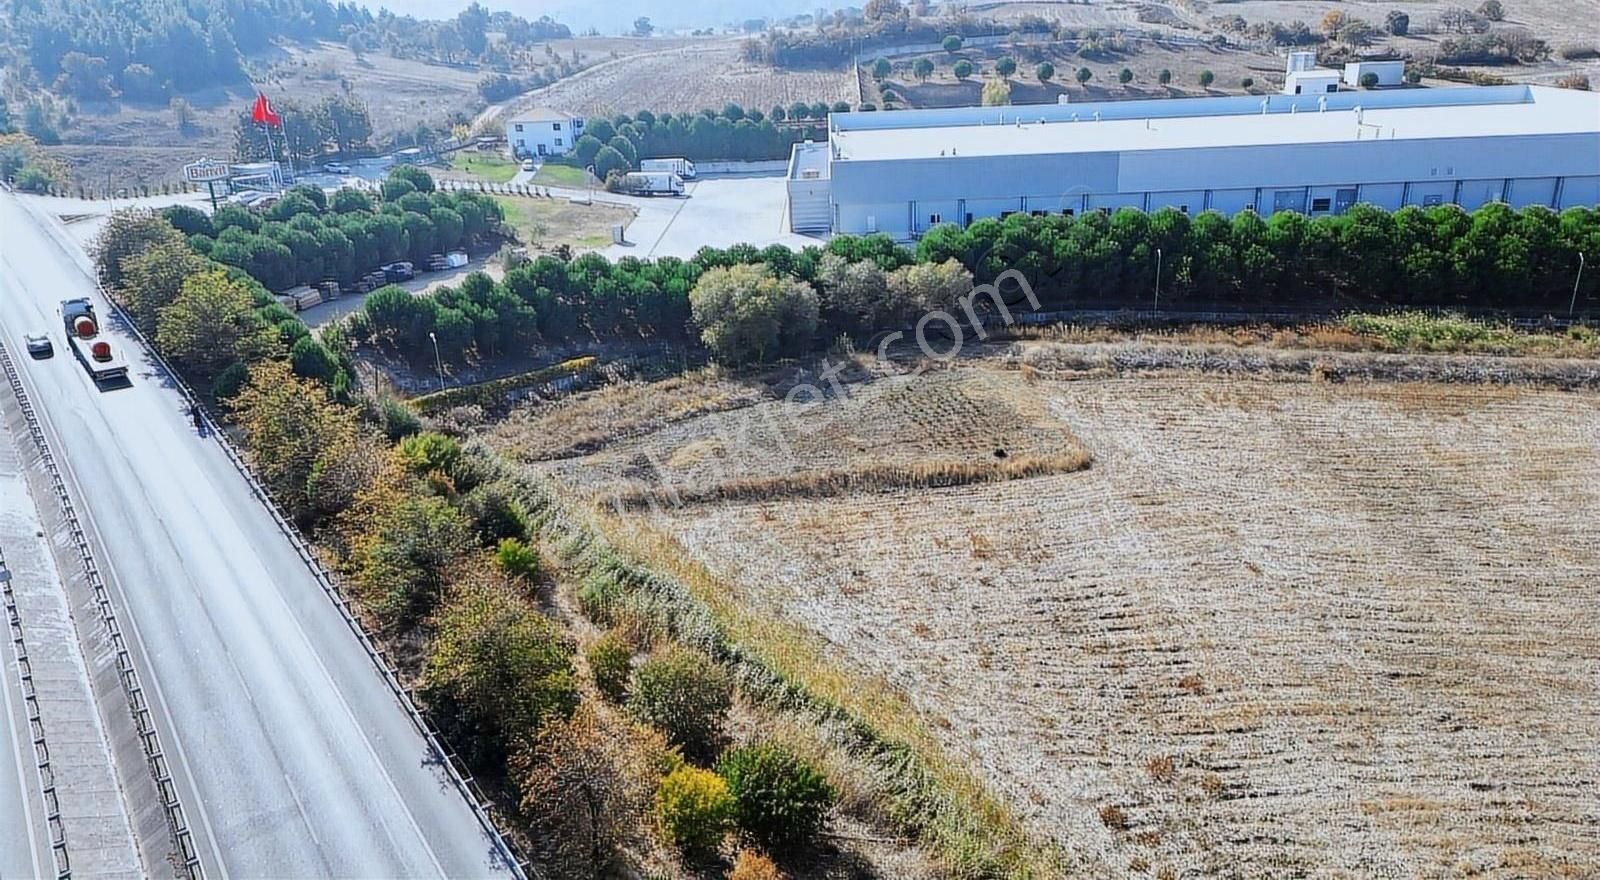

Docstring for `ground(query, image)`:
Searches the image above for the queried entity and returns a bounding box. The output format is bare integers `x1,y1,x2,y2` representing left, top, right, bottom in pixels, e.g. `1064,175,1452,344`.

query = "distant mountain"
368,0,840,34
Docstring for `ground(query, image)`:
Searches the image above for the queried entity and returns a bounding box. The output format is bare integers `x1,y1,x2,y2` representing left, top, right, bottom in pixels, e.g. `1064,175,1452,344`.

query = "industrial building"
787,84,1600,239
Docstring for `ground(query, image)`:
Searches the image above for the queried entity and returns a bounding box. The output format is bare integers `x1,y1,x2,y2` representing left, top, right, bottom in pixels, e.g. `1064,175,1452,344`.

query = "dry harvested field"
522,40,856,116
496,354,1600,877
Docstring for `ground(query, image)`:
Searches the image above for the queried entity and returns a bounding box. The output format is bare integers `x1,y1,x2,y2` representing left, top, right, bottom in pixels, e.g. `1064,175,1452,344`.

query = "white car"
520,159,537,171
24,333,53,358
323,162,352,174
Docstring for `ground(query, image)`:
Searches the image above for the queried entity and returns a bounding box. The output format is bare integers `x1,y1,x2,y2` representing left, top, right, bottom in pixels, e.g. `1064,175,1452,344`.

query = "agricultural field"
487,347,1600,877
869,0,1596,109
519,40,857,117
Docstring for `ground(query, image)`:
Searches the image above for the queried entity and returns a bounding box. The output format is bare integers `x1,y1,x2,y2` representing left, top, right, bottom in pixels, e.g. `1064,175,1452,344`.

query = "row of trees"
92,210,356,402
915,203,1599,311
182,169,502,291
539,108,830,166
351,202,1596,369
232,95,374,164
225,358,838,873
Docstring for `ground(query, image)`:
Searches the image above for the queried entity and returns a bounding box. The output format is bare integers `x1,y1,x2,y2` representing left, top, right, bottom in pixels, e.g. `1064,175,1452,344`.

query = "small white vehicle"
640,157,696,179
24,333,53,358
521,159,537,171
323,162,352,174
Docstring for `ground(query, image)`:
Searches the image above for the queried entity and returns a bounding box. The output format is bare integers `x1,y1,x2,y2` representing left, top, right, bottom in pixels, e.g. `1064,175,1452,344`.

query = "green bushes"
654,766,734,856
717,743,835,850
586,631,633,703
459,482,528,545
494,537,540,581
627,647,732,762
396,431,461,477
421,579,579,770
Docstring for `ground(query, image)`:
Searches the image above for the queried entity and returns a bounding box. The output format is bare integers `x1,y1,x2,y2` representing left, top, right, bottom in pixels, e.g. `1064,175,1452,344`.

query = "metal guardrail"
0,525,72,880
0,338,200,879
95,293,532,879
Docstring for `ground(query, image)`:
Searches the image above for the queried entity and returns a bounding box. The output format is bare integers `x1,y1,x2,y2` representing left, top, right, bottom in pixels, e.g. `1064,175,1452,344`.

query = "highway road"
0,621,52,880
0,192,518,878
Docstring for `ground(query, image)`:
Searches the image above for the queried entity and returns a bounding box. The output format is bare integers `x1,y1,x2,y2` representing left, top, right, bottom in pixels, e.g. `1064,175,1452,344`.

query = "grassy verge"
449,152,520,182
515,478,1064,879
1012,312,1599,359
531,163,591,187
491,195,635,251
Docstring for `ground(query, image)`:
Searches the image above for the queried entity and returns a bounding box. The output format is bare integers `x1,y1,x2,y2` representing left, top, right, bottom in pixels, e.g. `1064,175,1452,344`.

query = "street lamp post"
428,331,444,391
1154,247,1163,312
1571,252,1587,318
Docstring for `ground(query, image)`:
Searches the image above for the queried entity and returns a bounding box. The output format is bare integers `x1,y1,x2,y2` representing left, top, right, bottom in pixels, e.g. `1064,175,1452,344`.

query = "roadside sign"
183,159,230,183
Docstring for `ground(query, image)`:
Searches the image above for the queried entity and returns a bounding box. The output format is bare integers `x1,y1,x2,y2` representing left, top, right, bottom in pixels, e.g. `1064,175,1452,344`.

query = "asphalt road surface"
0,193,517,878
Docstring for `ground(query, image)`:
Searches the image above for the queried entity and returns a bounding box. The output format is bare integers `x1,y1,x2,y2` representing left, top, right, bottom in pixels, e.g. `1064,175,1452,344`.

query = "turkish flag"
250,93,281,127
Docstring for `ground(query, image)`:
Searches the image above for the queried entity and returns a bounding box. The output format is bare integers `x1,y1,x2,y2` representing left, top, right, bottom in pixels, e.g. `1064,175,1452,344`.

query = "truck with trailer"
639,157,695,179
619,171,684,196
59,298,129,383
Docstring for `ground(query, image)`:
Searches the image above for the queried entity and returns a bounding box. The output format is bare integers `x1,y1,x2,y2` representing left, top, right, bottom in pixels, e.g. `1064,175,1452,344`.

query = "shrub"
577,568,627,625
409,357,597,415
396,431,461,477
586,631,633,702
211,361,250,400
421,578,578,769
378,397,422,441
495,537,541,581
627,647,733,762
655,766,734,857
716,743,835,850
729,849,784,880
460,481,529,545
513,703,659,877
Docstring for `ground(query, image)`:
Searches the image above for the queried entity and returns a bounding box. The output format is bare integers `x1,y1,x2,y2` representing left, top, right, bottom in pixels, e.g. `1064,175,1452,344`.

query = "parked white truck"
620,171,684,196
59,298,129,383
639,157,695,179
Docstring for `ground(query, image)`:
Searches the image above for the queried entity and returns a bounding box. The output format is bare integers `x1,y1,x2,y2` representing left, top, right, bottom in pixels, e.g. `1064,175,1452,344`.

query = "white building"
789,85,1600,238
1284,69,1342,96
1345,60,1406,88
506,108,585,158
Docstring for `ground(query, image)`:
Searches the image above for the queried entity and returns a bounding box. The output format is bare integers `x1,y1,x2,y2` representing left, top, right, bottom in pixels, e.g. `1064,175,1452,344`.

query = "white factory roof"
828,86,1600,162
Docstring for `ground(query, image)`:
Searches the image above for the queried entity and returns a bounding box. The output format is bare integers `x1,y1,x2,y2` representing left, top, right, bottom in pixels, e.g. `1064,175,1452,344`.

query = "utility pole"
1572,251,1587,318
428,331,444,391
1154,247,1162,312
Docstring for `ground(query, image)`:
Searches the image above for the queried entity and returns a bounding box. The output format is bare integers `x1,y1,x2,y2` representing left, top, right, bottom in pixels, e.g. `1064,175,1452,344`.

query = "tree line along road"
0,191,517,878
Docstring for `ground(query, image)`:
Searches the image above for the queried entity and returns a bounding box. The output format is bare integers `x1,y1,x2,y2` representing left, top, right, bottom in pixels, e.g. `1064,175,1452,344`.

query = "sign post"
183,158,230,209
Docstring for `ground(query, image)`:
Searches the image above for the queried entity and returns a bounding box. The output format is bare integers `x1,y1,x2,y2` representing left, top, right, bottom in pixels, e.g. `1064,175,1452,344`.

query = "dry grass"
580,366,1600,877
1013,319,1600,359
516,40,855,117
532,369,1090,507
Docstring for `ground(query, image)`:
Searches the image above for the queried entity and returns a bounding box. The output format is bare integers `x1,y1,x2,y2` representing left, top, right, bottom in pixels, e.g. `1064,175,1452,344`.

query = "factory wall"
826,132,1600,238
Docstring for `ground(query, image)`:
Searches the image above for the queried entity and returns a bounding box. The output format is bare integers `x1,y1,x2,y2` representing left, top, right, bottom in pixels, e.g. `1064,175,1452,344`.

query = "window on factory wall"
553,122,562,130
929,213,942,225
515,124,524,132
555,138,563,146
1326,84,1338,93
1294,86,1302,95
1178,205,1189,214
1423,194,1444,206
1311,197,1332,213
1030,210,1048,217
1062,208,1075,217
